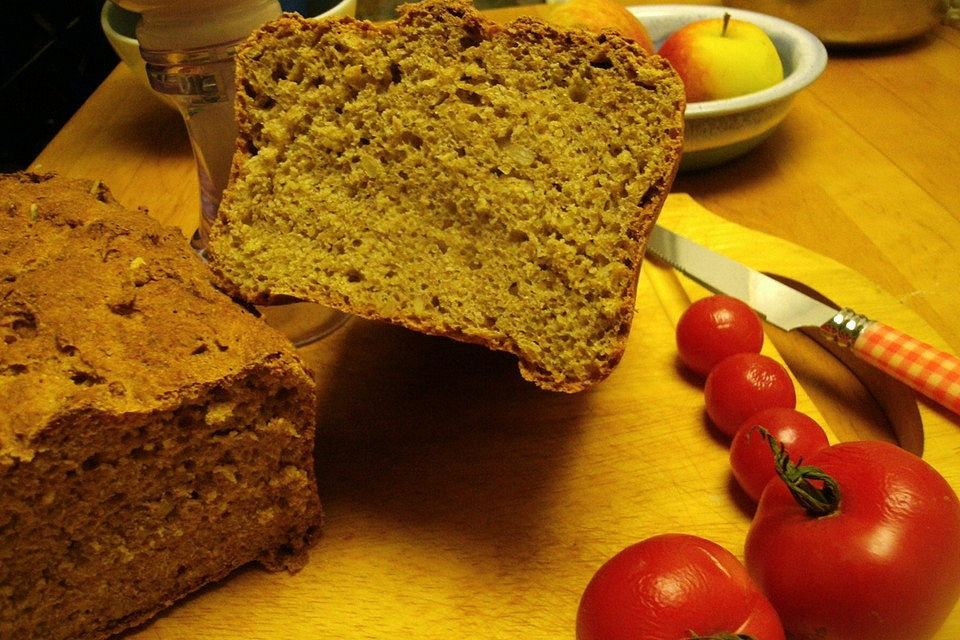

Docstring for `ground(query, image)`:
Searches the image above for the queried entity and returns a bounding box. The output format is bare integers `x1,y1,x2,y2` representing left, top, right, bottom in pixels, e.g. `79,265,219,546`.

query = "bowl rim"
101,1,140,46
628,4,828,118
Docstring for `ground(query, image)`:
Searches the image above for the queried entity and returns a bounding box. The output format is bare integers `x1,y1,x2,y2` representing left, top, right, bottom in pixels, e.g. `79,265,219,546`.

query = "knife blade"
646,224,960,416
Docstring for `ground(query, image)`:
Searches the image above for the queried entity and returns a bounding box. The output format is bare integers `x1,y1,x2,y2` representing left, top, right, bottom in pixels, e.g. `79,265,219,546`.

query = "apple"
658,13,784,102
543,0,655,54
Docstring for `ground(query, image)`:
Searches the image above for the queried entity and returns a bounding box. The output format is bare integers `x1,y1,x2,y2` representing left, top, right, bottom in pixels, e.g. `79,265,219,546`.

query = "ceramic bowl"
632,4,828,171
722,0,943,47
101,2,149,88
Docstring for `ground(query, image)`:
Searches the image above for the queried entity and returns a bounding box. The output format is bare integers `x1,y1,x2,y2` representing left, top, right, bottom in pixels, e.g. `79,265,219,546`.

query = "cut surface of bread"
0,173,322,640
208,0,685,392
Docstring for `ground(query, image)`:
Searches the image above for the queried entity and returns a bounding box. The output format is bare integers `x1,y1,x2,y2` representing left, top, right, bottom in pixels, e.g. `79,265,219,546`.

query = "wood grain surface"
28,3,960,638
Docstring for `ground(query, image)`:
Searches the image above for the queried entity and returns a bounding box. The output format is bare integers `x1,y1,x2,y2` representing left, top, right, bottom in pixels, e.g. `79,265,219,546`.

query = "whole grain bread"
0,172,322,640
207,0,685,392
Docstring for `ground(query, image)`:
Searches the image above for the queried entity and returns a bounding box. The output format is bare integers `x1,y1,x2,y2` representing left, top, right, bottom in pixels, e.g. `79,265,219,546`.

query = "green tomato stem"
758,427,841,517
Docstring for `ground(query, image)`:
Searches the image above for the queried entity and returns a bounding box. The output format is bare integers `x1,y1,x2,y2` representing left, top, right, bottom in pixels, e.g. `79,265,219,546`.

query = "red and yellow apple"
658,13,784,102
543,0,655,54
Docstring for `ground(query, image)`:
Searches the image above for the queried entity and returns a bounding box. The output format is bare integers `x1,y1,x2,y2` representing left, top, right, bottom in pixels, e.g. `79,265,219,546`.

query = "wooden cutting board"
124,194,960,639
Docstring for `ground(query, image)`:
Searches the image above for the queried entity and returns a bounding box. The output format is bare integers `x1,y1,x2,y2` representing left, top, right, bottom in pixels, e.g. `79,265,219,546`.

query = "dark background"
0,0,538,174
1,1,119,172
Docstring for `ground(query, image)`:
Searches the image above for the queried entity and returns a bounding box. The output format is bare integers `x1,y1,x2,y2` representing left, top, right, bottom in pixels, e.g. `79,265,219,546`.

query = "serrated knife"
646,224,960,416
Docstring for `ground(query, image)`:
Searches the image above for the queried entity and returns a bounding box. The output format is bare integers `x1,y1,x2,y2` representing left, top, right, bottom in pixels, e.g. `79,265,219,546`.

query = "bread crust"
209,0,685,393
1,172,322,640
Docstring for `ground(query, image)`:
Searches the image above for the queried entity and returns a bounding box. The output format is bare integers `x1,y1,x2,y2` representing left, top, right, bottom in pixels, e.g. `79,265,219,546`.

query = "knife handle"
847,321,960,415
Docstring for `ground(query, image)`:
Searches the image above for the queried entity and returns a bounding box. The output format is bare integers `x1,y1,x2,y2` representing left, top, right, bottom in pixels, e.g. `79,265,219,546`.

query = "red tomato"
729,408,830,502
676,295,765,377
745,440,960,640
704,353,796,437
576,533,786,640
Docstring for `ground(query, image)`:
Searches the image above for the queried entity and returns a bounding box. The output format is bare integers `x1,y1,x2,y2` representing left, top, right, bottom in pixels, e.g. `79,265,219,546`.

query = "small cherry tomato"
746,440,960,640
576,533,786,640
729,408,830,502
704,353,796,437
676,295,765,377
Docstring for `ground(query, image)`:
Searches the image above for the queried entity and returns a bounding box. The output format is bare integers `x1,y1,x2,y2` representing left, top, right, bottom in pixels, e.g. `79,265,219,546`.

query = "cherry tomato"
745,440,960,640
576,533,786,640
704,353,796,437
676,295,765,377
729,408,830,502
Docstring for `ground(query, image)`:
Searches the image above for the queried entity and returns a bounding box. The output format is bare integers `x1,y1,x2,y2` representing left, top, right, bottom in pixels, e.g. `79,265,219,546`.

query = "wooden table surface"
28,2,960,638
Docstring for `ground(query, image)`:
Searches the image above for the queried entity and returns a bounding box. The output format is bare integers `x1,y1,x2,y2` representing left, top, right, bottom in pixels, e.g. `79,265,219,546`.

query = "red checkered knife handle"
824,310,960,415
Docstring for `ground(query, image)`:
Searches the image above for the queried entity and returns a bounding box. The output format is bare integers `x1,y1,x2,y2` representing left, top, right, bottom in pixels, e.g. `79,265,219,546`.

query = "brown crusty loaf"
207,0,685,392
0,173,322,640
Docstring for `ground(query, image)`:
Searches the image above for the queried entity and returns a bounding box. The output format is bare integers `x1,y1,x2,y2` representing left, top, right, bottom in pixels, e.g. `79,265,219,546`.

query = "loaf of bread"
0,173,322,640
207,0,685,392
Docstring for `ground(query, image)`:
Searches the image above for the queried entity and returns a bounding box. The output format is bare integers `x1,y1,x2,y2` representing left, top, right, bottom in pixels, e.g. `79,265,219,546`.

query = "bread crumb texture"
208,0,685,392
0,173,322,640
